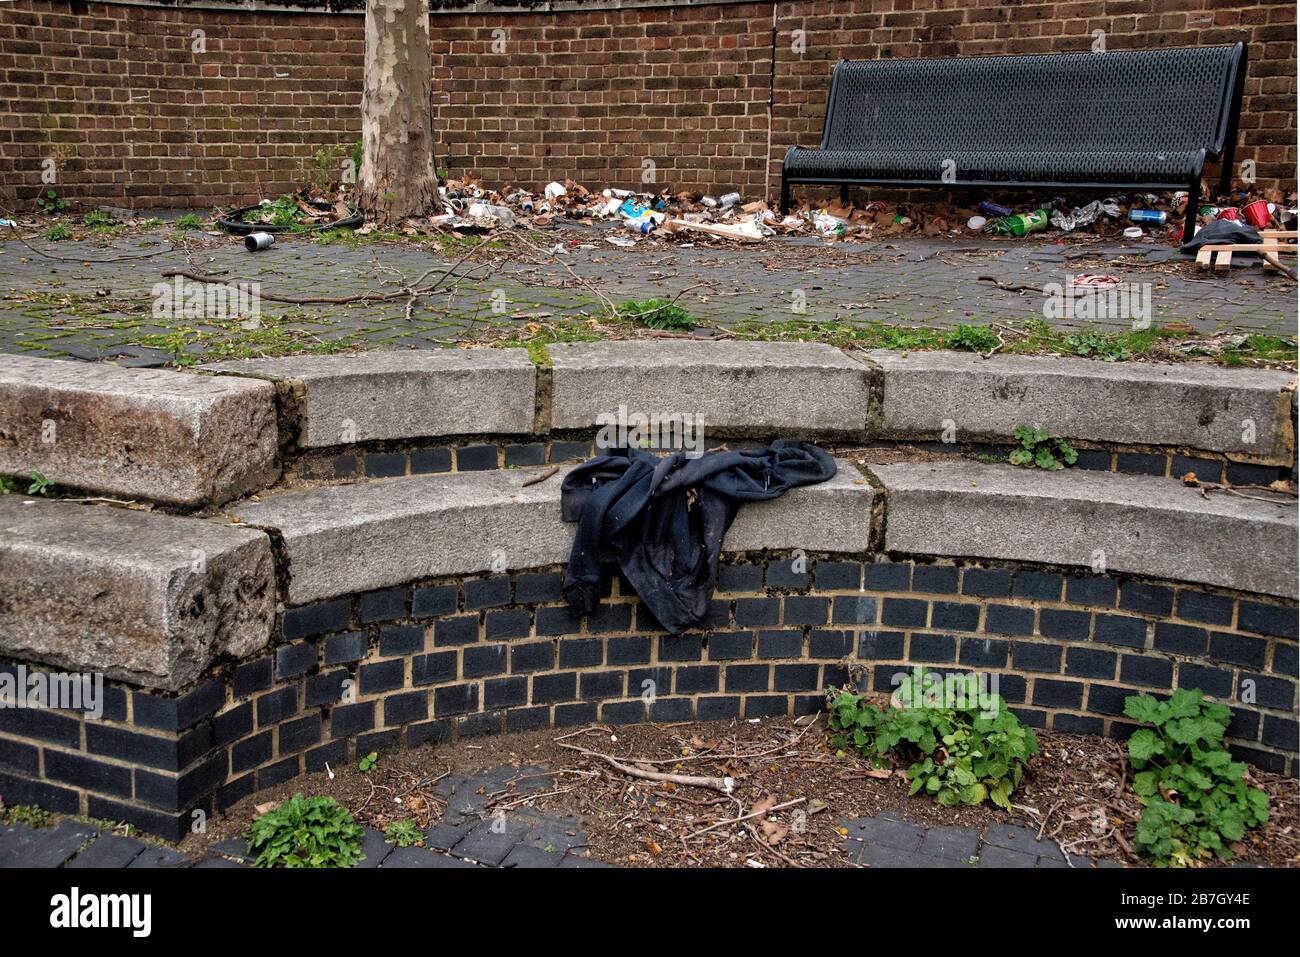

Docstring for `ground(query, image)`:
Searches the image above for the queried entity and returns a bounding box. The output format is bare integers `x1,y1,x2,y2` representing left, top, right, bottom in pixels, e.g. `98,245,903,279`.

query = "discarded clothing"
560,441,837,634
1180,219,1262,255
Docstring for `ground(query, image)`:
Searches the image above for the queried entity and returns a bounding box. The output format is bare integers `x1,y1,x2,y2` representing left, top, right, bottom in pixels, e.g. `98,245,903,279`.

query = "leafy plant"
827,670,1038,809
246,794,365,868
1123,689,1268,866
1065,331,1130,362
617,297,696,332
174,213,206,230
25,471,54,496
1008,424,1078,471
83,210,117,229
1,471,54,496
6,804,55,828
358,751,378,773
45,223,72,241
384,819,424,847
944,323,999,353
35,189,67,216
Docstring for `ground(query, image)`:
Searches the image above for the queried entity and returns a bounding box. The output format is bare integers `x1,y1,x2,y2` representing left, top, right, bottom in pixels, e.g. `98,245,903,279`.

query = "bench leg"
779,177,791,216
1183,178,1200,244
840,184,850,206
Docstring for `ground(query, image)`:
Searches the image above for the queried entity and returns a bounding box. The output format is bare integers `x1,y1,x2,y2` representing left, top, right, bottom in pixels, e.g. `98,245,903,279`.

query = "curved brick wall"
2,554,1295,840
0,0,1294,209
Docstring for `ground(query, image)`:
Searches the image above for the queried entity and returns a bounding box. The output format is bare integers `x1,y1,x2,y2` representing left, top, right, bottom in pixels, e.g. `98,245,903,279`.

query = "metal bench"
780,44,1248,239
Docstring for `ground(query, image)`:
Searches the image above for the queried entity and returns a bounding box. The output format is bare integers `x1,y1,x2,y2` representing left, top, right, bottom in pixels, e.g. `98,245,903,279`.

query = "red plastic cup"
1242,200,1272,228
1216,207,1241,221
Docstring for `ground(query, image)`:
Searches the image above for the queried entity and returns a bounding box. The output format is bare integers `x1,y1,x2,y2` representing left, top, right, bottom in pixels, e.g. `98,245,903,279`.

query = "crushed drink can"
986,209,1049,236
978,201,1012,218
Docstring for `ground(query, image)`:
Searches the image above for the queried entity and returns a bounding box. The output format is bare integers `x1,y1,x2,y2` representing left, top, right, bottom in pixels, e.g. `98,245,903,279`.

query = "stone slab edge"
546,341,877,437
230,458,873,605
860,350,1297,463
868,460,1299,600
198,351,536,448
0,498,276,691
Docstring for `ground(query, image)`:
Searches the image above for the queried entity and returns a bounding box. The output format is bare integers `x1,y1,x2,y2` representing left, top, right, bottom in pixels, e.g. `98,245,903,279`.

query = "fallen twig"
521,465,561,487
557,741,735,793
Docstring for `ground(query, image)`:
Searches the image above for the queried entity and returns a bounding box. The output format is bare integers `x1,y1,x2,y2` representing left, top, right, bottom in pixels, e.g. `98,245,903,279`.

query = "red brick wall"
0,0,1293,211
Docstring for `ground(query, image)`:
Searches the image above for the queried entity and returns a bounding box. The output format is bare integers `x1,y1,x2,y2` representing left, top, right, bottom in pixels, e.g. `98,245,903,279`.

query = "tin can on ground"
1128,209,1167,224
245,231,274,251
978,200,1012,218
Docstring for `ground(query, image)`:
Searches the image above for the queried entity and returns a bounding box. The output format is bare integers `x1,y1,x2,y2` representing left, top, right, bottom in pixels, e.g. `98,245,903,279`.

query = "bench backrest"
823,45,1245,157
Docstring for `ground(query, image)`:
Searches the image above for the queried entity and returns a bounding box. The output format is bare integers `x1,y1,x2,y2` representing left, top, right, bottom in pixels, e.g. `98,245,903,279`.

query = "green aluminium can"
986,209,1050,236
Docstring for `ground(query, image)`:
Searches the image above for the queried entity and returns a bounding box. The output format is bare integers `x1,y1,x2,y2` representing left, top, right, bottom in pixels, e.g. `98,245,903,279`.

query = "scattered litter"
244,231,274,252
1123,227,1144,240
1051,199,1120,233
1069,274,1122,288
984,209,1049,236
979,200,1013,218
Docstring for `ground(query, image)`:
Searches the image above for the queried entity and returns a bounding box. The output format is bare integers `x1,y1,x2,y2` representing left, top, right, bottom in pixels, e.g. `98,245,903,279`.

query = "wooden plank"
1194,242,1297,253
1214,249,1232,271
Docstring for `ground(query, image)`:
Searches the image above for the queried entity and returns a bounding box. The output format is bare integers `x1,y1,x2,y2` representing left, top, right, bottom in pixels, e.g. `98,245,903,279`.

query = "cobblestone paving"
1,221,1293,364
0,766,606,869
840,811,1122,869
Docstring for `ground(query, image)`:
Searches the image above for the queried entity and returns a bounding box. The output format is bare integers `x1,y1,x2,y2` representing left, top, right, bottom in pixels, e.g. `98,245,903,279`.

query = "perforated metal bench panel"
779,44,1248,236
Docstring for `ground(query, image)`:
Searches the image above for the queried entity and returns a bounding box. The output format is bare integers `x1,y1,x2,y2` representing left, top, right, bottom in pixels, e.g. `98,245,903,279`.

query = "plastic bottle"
625,218,657,235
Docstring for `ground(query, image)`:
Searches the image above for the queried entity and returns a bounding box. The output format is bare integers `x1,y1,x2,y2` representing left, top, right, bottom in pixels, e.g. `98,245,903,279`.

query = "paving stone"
844,815,925,852
981,822,1056,856
0,820,99,868
207,837,255,863
976,844,1040,868
502,844,566,868
382,846,477,868
67,833,148,868
126,845,192,868
422,819,474,852
918,825,981,861
450,819,525,866
355,828,392,868
856,842,970,868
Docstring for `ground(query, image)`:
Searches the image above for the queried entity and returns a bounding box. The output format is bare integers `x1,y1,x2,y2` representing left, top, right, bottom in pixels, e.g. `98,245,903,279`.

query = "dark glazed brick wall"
0,0,1293,209
0,556,1295,840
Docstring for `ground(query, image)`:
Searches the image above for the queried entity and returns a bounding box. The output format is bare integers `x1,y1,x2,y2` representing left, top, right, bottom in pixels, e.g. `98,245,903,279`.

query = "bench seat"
780,45,1248,240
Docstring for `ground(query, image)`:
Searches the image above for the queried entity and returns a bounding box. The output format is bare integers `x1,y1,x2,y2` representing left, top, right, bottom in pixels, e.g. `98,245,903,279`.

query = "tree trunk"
359,0,437,226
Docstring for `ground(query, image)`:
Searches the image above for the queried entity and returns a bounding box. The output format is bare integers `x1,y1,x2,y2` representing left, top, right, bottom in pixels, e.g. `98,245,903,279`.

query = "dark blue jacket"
560,441,837,634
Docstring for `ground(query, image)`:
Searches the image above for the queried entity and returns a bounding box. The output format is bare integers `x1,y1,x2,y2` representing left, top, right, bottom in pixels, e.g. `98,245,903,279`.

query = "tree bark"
359,0,437,226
